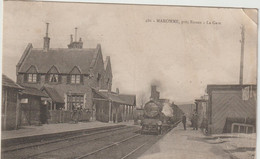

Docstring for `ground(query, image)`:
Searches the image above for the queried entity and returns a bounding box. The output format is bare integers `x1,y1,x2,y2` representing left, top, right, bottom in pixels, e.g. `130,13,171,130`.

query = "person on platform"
193,113,199,130
182,114,187,130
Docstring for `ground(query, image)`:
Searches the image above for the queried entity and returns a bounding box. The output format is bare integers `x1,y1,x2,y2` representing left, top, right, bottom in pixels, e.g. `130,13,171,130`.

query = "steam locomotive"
140,100,183,135
141,100,163,135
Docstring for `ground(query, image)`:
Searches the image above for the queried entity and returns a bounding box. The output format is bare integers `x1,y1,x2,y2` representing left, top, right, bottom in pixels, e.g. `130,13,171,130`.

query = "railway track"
74,123,177,159
2,126,139,159
3,122,181,159
2,125,131,153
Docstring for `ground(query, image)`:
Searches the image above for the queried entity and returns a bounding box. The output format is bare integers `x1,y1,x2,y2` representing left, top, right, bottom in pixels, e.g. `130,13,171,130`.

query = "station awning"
92,89,126,105
42,86,65,104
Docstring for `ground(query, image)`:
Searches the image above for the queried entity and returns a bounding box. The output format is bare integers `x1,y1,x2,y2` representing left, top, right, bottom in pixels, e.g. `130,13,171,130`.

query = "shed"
206,84,256,134
2,75,23,130
19,86,48,125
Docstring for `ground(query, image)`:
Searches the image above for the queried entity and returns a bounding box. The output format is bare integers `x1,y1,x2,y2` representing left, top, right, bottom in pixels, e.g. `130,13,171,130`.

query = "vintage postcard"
1,1,257,159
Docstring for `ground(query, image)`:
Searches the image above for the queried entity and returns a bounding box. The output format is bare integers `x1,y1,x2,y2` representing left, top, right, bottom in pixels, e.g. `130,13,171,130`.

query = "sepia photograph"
1,1,258,159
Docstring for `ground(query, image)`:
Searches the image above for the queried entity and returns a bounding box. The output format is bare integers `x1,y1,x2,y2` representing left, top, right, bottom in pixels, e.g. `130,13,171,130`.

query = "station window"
67,94,84,110
71,75,81,84
49,74,59,83
28,73,37,83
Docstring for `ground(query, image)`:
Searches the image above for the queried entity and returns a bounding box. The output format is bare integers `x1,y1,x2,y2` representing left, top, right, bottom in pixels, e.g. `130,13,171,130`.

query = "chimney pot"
43,23,50,52
68,28,83,49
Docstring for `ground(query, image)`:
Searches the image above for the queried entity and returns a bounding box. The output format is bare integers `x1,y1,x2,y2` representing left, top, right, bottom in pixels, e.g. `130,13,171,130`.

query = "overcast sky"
3,2,257,104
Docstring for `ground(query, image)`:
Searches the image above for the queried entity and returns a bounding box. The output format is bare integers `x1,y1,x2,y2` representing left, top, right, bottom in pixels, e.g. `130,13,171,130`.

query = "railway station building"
16,24,136,124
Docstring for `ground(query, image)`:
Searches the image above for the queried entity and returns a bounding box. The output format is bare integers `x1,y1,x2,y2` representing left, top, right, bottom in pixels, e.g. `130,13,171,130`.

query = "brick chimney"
43,23,50,52
68,27,83,49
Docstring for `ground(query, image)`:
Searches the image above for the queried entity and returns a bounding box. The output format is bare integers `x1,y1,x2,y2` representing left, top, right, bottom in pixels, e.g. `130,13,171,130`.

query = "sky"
2,1,258,105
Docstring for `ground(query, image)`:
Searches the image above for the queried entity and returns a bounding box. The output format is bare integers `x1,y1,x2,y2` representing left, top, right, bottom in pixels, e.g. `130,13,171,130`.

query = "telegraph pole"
239,25,245,85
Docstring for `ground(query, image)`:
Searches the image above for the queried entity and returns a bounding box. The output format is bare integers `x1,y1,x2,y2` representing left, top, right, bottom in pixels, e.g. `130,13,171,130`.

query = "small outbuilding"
19,86,49,126
2,75,24,130
206,84,256,134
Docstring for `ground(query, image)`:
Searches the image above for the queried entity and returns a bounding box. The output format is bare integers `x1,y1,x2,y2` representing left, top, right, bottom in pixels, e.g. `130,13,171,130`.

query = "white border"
0,0,259,158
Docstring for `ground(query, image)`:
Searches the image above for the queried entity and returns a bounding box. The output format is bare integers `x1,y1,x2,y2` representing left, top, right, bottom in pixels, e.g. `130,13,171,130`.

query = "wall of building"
17,74,108,110
209,90,256,134
48,110,91,123
2,87,18,130
95,100,109,122
102,61,112,91
20,95,41,126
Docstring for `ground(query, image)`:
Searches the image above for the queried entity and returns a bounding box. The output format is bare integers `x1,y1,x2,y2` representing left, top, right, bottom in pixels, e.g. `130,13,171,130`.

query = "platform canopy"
92,89,134,105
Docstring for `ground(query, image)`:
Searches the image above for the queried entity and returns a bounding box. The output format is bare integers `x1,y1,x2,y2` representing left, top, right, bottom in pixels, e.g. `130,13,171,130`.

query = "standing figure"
71,104,78,123
193,113,199,130
191,114,194,128
182,115,186,130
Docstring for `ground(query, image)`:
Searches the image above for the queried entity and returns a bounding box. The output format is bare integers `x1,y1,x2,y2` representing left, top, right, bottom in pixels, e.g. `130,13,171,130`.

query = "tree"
139,93,148,109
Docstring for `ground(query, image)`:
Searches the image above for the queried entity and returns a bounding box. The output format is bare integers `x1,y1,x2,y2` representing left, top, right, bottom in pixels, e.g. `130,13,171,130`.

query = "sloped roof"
93,89,136,105
2,74,23,89
21,86,48,97
207,84,257,92
104,56,110,70
18,48,97,74
93,89,126,104
42,86,65,103
119,94,136,106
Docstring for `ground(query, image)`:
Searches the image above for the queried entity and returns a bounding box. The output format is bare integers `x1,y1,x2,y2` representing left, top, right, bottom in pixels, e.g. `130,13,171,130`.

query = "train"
140,100,184,135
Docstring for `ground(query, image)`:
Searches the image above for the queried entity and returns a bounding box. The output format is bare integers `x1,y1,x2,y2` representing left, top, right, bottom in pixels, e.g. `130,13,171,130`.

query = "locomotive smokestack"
150,85,160,101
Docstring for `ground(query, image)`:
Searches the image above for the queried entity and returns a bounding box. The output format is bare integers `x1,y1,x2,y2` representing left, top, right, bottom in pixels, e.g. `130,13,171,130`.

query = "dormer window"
46,66,60,84
28,73,37,83
25,65,40,83
71,75,81,84
67,66,83,84
49,74,59,82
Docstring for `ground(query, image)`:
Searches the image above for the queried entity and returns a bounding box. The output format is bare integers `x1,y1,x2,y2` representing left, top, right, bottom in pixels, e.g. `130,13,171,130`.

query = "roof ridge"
31,48,96,51
119,94,136,96
17,43,33,73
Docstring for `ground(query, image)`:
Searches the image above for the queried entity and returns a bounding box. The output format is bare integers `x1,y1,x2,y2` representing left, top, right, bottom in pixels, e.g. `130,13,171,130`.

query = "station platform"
1,121,135,146
139,122,256,159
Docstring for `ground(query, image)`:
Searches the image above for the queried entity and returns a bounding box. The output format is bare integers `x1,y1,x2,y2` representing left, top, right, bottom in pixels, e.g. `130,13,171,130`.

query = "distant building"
206,84,256,134
177,104,196,119
194,99,207,130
